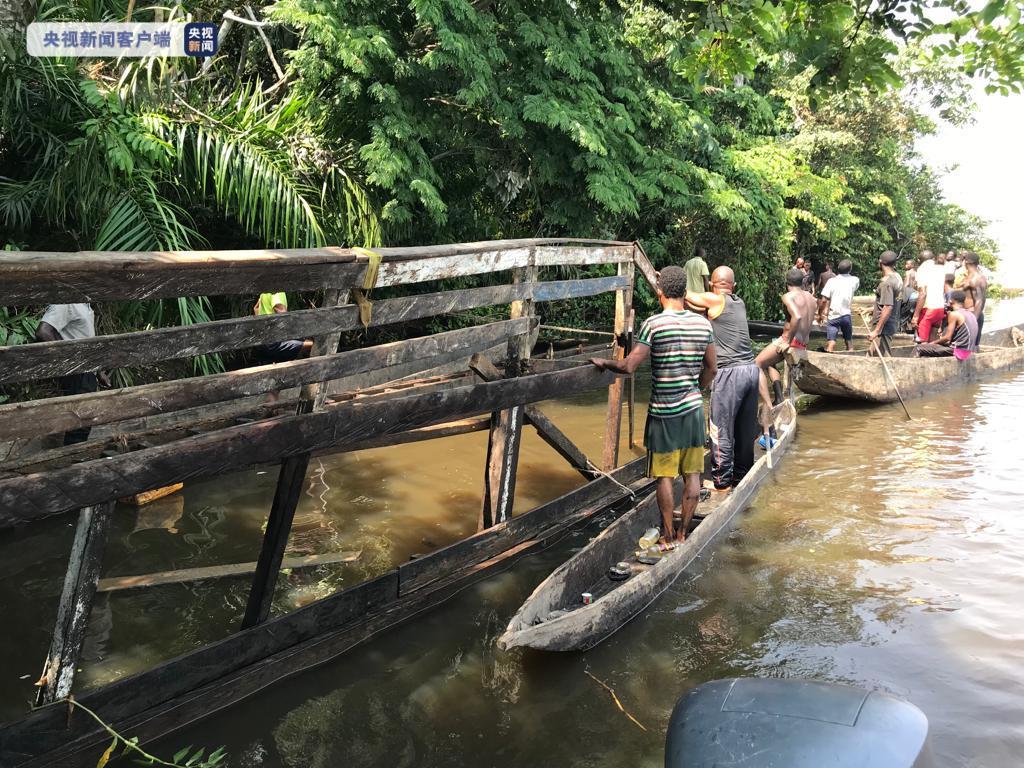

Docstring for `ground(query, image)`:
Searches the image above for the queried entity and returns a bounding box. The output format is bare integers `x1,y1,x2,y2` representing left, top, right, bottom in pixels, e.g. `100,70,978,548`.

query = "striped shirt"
636,309,713,418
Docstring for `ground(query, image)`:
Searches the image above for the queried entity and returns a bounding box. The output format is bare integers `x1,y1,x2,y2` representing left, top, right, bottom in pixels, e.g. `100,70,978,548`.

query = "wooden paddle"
858,310,913,421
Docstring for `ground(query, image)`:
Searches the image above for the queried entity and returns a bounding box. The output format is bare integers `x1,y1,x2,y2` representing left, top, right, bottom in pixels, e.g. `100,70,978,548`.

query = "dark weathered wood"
471,354,593,479
0,240,633,303
1,458,646,768
0,319,530,440
400,457,647,593
601,261,633,470
532,274,630,302
0,365,616,526
240,453,312,628
33,503,114,705
0,456,645,767
0,283,534,385
335,417,490,454
97,550,362,593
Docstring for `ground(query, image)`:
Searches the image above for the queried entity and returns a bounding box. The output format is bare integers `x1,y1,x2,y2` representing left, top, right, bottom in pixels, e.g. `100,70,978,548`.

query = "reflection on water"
149,369,1024,768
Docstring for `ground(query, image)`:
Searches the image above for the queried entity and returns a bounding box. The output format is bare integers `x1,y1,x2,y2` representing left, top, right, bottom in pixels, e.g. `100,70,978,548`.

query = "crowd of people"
591,244,990,547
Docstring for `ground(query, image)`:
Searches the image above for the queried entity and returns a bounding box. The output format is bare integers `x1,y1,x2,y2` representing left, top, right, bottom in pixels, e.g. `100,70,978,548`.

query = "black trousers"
60,372,97,445
709,363,760,489
912,343,953,358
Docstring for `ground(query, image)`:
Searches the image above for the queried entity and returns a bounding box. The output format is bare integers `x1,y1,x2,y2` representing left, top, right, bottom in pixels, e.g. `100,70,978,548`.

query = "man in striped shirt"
591,266,717,544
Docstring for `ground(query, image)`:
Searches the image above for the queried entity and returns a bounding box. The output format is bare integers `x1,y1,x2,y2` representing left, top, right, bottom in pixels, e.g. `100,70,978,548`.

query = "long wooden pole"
858,311,913,421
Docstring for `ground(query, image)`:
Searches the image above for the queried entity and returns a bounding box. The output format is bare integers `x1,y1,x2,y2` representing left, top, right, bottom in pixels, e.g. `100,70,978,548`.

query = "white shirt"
40,304,95,340
917,260,947,310
820,274,860,319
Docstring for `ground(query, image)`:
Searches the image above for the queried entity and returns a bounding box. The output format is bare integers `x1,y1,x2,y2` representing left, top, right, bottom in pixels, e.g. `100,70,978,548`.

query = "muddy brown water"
1,302,1023,767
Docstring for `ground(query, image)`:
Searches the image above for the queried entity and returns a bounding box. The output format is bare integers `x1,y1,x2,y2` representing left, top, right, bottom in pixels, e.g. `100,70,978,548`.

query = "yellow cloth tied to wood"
352,247,382,329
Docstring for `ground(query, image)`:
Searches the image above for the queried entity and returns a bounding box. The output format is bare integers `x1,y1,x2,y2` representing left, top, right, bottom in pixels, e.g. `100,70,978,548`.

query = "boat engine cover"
665,678,931,767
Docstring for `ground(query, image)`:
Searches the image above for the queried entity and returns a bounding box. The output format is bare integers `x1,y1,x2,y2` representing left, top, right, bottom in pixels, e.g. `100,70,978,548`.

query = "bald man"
686,266,760,491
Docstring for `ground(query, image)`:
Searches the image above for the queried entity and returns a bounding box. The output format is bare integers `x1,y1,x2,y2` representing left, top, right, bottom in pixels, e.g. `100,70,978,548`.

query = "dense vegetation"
0,0,1018,338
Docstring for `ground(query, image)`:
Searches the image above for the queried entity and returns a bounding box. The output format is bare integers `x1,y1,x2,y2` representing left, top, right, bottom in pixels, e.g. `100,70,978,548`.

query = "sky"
916,89,1024,287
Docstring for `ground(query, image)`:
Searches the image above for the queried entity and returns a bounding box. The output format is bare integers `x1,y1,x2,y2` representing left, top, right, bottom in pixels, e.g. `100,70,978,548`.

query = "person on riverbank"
816,260,835,296
252,292,313,364
963,252,988,345
904,259,918,294
684,246,711,296
866,251,903,357
590,266,716,544
818,259,859,353
683,266,759,493
913,250,947,342
34,303,99,445
755,268,816,410
912,291,977,359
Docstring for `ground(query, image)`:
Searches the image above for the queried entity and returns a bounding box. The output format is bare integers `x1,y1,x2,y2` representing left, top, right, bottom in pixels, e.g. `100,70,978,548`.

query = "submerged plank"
97,551,363,593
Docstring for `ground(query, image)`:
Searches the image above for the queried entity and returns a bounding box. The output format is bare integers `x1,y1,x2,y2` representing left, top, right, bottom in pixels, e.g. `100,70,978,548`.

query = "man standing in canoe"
913,250,946,342
590,266,716,544
963,252,988,346
755,268,816,409
911,291,977,359
866,250,903,356
818,259,859,353
685,266,760,493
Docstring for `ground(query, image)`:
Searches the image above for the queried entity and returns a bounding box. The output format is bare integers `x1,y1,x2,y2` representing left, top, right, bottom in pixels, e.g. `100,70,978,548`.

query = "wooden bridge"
0,238,664,766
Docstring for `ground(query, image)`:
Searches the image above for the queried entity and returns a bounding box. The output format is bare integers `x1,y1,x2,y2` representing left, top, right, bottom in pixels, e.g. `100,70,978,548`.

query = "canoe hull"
498,405,797,652
794,322,1024,402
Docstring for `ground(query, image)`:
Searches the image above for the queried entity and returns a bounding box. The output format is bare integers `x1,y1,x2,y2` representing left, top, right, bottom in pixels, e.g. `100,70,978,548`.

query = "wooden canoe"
793,321,1024,402
497,401,797,652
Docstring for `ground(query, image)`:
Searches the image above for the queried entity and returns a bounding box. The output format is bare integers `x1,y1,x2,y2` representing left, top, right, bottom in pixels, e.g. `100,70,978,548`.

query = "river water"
2,307,1023,767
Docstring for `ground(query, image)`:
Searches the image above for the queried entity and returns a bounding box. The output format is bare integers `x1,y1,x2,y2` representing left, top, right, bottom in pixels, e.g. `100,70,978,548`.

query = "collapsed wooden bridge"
0,238,665,766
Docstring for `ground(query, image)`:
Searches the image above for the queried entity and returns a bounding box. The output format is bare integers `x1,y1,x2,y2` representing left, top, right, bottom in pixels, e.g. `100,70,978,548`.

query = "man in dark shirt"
686,266,760,492
815,261,835,297
867,250,903,357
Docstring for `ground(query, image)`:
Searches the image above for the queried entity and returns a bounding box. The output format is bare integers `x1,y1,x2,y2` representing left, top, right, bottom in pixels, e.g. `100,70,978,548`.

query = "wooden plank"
335,417,490,454
532,274,630,302
470,355,593,479
632,241,659,294
534,245,633,267
33,503,113,705
97,551,363,593
0,283,532,385
0,365,616,526
0,319,530,440
400,457,647,593
0,240,629,304
601,260,634,470
0,459,643,767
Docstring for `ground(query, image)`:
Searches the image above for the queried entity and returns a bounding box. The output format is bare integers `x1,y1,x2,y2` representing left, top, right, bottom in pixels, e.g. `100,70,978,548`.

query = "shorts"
255,339,306,364
647,447,705,478
826,315,853,342
772,336,807,354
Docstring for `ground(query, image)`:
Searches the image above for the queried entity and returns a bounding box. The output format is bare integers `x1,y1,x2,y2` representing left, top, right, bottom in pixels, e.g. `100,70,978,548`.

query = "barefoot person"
818,259,859,352
912,291,977,359
963,252,988,346
686,267,760,492
866,250,904,356
591,266,716,544
755,268,816,410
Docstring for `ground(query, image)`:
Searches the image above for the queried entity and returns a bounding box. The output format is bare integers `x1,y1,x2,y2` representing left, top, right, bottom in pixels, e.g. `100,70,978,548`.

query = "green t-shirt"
257,292,288,315
683,257,709,293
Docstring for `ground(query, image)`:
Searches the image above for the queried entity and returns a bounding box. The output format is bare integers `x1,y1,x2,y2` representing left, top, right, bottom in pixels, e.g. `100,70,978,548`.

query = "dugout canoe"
497,401,797,652
793,321,1024,402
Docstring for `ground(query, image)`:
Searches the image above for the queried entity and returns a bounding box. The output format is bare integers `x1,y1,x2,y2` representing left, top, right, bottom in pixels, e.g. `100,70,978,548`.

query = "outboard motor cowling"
665,678,932,767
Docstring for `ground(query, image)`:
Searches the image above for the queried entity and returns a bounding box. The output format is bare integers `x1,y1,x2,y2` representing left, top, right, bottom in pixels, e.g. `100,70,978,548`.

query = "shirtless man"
755,268,816,411
962,252,988,346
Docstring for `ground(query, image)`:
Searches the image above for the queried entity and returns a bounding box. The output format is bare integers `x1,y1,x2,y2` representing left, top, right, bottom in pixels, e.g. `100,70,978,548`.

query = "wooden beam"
632,241,659,295
601,260,634,470
0,240,633,303
0,283,532,385
97,551,363,593
470,355,594,479
531,274,630,302
0,319,531,440
33,503,114,706
0,365,616,526
0,459,646,767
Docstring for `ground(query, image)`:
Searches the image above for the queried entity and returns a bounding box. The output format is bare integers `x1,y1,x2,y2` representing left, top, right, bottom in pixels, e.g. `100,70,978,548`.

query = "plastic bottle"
638,527,660,550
